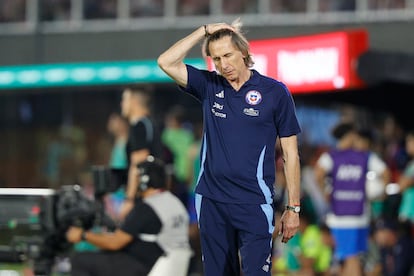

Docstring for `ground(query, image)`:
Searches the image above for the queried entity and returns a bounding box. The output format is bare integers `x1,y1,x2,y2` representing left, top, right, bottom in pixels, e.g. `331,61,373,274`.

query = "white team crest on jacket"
245,90,262,105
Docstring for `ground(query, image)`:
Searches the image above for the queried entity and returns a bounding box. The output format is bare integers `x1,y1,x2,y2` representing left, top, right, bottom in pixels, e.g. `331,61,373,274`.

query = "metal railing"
1,0,414,34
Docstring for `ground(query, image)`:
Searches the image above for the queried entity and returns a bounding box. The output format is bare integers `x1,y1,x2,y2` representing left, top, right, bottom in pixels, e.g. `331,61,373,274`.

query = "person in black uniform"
66,156,190,276
119,85,157,219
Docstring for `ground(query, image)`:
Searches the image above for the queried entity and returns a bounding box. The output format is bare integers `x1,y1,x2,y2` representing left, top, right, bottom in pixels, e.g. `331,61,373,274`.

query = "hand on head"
205,22,235,36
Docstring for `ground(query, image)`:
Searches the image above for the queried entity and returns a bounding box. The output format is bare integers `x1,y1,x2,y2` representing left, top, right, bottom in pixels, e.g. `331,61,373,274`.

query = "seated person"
373,218,414,276
272,203,333,276
66,156,191,276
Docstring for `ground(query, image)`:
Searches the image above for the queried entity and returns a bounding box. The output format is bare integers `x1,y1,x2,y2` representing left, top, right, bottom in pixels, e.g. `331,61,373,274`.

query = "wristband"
81,231,87,241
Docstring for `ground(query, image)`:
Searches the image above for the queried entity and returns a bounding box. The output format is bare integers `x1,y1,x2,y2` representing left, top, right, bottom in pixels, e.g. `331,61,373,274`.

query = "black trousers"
70,251,150,276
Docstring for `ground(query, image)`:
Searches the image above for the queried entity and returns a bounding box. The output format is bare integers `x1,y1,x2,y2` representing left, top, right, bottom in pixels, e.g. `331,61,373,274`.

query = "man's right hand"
277,210,300,243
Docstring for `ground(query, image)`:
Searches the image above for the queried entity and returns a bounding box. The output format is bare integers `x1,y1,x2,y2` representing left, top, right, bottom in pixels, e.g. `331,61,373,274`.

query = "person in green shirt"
107,112,129,170
161,105,194,184
298,208,333,275
105,112,130,223
161,105,194,205
397,129,414,223
272,204,333,276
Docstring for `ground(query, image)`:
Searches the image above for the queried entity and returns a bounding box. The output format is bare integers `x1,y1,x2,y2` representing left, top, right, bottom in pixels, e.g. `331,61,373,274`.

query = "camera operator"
65,156,191,276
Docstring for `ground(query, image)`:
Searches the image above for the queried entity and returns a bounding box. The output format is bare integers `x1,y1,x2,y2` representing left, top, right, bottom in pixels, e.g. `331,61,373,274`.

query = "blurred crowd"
272,113,414,276
0,0,408,23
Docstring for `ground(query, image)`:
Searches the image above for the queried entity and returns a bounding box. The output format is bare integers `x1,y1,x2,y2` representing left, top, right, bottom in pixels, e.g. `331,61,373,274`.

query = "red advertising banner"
207,29,369,94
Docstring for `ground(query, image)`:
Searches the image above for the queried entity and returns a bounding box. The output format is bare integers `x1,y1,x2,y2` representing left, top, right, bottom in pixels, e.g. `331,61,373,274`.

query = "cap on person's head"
331,122,355,140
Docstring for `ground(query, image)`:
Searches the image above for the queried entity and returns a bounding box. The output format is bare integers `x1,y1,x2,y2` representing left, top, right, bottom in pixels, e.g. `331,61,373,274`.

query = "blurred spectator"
0,0,26,22
40,0,71,21
130,0,164,17
84,0,116,19
374,116,407,222
42,124,88,189
362,221,383,276
162,105,194,184
369,0,406,9
2,0,412,23
314,122,388,276
59,125,89,187
41,128,72,188
271,0,306,13
161,105,194,205
222,0,258,14
373,218,414,276
355,127,391,220
380,115,407,183
177,0,209,16
300,143,330,224
107,112,129,170
296,207,333,276
272,230,301,275
103,112,129,224
272,205,333,275
319,0,356,12
397,129,414,224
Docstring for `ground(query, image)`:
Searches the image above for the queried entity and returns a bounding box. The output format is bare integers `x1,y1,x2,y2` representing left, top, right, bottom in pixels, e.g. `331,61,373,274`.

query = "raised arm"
157,26,205,88
157,23,235,87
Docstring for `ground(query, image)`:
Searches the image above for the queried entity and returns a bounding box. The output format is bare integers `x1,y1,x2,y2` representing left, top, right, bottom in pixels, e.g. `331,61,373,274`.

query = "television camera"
0,166,127,276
